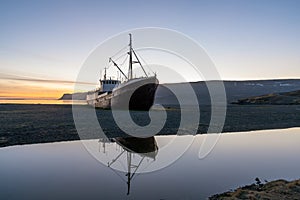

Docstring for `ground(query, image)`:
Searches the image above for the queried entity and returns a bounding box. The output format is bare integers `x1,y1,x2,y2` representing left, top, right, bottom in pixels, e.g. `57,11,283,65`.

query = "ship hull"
86,89,100,106
94,92,112,109
86,90,112,109
87,76,158,110
111,76,158,111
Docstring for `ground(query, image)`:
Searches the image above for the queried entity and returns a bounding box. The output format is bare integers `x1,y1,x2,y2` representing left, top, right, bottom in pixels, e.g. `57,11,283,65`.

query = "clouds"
0,72,94,85
0,73,95,99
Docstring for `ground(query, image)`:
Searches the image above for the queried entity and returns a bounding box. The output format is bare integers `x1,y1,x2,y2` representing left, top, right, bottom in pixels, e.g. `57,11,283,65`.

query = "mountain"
154,79,300,105
233,90,300,105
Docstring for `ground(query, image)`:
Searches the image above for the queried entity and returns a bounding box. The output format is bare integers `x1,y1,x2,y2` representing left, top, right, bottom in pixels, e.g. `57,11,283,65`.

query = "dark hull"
129,83,158,110
111,76,159,111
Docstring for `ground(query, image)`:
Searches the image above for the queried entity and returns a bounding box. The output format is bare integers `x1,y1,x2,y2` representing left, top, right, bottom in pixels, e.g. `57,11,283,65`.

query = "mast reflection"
98,136,158,195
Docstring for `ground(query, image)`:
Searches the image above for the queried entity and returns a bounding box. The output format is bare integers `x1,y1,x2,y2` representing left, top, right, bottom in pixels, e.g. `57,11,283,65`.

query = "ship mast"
109,33,149,81
128,33,133,80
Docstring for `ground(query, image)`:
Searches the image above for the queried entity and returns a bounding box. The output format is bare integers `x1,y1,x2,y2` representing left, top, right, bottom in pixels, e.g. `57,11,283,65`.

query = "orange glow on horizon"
0,80,74,99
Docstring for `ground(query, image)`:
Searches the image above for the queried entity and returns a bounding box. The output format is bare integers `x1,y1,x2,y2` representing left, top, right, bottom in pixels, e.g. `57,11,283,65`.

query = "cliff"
58,92,87,100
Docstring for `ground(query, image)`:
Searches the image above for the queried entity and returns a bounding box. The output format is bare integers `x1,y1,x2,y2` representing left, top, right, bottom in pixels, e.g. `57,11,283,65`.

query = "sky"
0,0,300,99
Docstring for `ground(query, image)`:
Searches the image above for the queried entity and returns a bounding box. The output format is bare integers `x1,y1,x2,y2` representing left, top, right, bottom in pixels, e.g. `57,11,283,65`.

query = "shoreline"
1,103,300,148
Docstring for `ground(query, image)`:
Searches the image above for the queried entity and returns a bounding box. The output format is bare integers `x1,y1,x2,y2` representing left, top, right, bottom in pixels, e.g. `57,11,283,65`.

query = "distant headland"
58,92,87,100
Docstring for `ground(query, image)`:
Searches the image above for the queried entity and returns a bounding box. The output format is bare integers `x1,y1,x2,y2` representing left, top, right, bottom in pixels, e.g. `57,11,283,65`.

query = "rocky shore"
233,90,300,105
210,178,300,200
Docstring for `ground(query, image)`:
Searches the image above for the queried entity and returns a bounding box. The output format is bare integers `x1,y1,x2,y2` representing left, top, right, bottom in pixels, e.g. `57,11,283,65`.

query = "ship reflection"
98,136,158,195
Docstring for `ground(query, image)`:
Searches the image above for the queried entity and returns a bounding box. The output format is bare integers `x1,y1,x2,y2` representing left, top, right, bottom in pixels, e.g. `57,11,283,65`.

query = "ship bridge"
100,78,120,93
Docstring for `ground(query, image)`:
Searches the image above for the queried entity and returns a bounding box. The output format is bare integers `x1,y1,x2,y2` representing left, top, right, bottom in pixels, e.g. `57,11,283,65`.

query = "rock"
0,137,8,144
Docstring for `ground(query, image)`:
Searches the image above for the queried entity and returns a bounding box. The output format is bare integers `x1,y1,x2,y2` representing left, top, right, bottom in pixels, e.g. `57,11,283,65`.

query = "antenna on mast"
104,67,107,80
128,33,133,80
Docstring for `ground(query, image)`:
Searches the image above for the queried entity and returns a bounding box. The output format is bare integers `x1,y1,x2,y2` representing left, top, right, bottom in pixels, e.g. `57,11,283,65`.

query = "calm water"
1,128,300,200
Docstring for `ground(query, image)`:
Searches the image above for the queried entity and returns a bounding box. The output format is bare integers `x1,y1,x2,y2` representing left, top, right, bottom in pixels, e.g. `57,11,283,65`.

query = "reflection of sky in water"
1,128,300,199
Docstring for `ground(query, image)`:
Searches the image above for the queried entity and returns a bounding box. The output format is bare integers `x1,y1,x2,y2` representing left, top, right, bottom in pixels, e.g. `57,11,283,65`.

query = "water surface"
1,128,300,199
